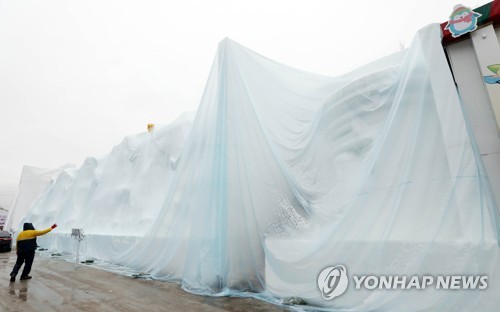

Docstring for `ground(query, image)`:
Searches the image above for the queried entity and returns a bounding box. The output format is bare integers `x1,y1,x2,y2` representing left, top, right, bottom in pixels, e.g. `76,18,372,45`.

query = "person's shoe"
9,273,15,282
20,275,32,280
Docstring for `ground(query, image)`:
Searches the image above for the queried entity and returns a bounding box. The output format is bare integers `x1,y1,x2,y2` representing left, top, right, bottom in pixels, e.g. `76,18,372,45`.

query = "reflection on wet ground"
9,281,28,301
0,251,288,312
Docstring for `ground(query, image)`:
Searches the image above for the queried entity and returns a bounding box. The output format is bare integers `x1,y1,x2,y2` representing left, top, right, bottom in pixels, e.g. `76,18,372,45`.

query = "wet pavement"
0,251,289,312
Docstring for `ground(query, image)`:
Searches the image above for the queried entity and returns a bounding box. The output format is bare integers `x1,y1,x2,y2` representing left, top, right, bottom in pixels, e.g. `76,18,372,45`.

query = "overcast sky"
0,0,490,189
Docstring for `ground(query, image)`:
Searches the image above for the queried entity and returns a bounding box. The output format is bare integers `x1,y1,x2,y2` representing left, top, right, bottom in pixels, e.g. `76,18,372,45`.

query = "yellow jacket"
17,227,53,252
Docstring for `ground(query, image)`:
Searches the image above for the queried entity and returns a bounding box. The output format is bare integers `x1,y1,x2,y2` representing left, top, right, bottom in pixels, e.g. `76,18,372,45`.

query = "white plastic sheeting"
24,113,194,261
6,164,73,232
25,24,499,311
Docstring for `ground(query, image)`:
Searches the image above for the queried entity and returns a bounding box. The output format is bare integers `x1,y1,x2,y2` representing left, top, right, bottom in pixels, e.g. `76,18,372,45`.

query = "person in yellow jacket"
9,222,57,282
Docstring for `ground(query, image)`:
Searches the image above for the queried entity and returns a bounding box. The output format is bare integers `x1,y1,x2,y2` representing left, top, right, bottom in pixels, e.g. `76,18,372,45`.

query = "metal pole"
75,239,80,269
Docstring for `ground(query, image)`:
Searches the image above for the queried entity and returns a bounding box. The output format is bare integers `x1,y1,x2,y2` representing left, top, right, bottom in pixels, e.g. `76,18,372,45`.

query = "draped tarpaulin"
24,24,499,311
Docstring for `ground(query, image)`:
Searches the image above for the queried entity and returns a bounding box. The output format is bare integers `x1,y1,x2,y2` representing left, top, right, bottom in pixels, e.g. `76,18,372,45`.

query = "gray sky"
0,0,490,189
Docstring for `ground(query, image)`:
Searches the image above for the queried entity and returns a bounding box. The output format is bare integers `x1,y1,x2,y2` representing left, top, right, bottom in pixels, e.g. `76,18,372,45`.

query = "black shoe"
20,275,32,280
10,273,15,282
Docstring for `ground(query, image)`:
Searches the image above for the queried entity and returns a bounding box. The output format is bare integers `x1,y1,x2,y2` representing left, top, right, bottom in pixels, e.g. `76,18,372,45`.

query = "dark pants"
10,250,35,278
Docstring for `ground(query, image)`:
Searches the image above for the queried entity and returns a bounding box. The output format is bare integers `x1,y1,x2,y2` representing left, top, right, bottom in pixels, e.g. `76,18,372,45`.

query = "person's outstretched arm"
32,224,57,237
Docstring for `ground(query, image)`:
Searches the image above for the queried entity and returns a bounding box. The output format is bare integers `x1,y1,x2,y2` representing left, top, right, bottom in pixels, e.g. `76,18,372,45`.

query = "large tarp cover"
6,164,74,231
24,24,499,311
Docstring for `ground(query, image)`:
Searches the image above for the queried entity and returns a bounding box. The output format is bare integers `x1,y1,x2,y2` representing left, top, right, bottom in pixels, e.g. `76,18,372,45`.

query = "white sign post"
71,228,85,268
